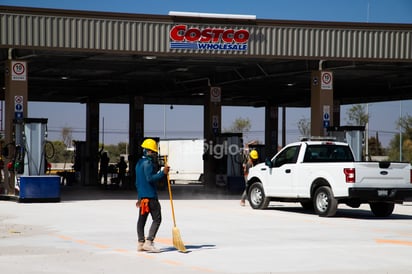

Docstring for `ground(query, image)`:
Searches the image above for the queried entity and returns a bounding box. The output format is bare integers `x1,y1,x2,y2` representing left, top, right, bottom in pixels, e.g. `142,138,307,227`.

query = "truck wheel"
248,182,270,209
369,202,394,217
314,186,337,217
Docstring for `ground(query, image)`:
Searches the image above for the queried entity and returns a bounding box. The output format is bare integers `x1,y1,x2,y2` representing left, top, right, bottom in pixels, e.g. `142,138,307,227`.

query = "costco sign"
169,25,249,51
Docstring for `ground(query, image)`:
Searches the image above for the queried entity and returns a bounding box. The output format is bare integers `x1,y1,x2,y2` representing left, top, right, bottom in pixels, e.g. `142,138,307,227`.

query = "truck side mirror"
265,158,273,168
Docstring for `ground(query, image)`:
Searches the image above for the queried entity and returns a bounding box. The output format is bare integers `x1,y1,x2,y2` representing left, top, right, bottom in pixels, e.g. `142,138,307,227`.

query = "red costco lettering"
170,25,186,41
185,28,201,42
233,30,249,43
221,29,234,43
170,25,249,43
199,28,213,42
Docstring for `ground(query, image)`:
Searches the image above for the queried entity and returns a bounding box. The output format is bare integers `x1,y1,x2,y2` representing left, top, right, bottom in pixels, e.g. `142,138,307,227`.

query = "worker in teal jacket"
135,138,169,253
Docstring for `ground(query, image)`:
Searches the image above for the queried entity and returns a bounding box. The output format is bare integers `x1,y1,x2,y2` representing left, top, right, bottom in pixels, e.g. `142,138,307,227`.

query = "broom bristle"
172,227,187,253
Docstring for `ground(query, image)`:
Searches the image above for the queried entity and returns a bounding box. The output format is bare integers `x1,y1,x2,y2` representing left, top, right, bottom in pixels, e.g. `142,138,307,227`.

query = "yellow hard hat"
141,138,158,153
249,149,258,160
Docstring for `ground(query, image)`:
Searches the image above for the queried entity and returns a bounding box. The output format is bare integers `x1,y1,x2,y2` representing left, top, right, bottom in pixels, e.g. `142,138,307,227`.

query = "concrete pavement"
1,183,412,274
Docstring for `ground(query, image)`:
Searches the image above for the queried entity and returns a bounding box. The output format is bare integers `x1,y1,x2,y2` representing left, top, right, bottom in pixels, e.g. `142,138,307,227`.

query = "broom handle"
165,156,177,227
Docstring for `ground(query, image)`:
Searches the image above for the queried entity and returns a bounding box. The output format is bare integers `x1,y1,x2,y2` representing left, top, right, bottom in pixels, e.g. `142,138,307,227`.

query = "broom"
164,156,187,253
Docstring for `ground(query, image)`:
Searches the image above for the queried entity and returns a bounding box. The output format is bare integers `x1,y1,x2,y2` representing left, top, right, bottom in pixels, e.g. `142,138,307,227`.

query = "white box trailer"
159,139,204,183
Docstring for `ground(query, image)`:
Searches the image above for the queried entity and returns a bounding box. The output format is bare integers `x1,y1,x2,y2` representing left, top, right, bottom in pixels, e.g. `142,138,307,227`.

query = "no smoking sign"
321,71,333,90
11,61,27,81
14,95,24,119
210,87,221,102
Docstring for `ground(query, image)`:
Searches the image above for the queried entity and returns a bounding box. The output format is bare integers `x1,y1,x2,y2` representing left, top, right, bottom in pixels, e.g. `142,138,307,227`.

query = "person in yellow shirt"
240,149,259,206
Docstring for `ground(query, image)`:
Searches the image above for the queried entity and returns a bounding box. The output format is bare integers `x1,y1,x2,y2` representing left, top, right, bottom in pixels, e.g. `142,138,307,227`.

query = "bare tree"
346,104,369,126
297,117,311,137
226,117,251,138
61,127,73,148
397,114,412,140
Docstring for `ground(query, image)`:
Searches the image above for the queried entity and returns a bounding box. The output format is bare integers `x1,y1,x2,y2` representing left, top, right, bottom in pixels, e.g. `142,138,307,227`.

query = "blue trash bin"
19,175,61,202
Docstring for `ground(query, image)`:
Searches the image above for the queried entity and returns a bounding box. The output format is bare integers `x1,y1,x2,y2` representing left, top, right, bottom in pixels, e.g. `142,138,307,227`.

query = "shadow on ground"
59,183,243,202
265,204,412,220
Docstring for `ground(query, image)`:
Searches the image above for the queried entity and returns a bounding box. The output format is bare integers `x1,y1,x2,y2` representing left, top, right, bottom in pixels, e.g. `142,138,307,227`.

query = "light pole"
163,105,167,138
365,103,369,161
400,101,402,161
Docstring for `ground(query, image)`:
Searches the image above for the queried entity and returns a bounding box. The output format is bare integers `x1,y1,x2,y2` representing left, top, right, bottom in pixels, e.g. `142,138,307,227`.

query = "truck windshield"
304,145,354,162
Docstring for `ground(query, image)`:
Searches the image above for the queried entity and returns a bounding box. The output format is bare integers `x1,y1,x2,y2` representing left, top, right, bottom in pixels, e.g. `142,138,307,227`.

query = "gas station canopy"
0,6,412,107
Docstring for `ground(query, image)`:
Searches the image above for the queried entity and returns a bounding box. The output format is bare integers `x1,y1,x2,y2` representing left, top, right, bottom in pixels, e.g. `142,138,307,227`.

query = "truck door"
266,145,300,197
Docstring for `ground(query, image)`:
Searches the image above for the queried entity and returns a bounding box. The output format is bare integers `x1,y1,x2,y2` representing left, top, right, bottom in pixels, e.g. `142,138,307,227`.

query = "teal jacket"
135,156,165,200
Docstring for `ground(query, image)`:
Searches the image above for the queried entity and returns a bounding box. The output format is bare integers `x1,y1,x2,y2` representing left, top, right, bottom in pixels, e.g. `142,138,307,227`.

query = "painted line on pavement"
375,239,412,246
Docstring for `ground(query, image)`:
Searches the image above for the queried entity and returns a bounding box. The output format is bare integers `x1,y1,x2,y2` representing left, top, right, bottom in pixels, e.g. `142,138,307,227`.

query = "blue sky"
2,0,412,23
2,0,412,147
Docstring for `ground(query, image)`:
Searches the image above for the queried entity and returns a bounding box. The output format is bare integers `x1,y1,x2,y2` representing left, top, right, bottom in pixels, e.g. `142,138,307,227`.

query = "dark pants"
99,169,108,184
137,199,162,242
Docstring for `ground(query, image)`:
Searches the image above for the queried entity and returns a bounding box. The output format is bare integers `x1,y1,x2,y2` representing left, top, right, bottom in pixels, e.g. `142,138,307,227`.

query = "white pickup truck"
246,139,412,217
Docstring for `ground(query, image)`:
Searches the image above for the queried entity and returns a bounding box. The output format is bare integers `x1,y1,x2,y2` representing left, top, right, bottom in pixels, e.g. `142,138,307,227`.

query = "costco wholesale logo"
169,25,249,51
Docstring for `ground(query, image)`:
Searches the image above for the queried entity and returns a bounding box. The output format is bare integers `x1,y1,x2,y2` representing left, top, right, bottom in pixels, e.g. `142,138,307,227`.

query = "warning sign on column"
210,87,221,103
323,105,330,128
321,71,333,90
12,61,27,81
15,95,24,119
212,115,219,129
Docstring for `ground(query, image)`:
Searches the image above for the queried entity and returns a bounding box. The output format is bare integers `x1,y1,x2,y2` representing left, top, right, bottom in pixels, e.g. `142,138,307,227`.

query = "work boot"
143,240,161,253
137,241,144,252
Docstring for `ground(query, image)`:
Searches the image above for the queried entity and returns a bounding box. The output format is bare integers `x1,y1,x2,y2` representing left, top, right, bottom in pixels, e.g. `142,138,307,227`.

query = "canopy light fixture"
142,56,157,60
168,11,256,20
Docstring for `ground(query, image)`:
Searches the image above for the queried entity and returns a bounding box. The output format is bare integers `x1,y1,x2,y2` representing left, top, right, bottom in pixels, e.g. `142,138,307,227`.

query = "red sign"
321,71,333,90
11,61,27,81
170,25,249,43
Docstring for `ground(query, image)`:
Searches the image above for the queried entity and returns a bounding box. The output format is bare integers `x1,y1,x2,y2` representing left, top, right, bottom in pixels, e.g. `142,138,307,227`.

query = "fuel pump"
214,132,245,192
21,118,49,176
2,119,26,190
12,118,49,176
2,118,50,192
12,119,25,174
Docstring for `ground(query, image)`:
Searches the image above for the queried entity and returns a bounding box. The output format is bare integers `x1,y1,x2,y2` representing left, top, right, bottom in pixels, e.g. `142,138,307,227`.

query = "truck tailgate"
353,162,411,187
